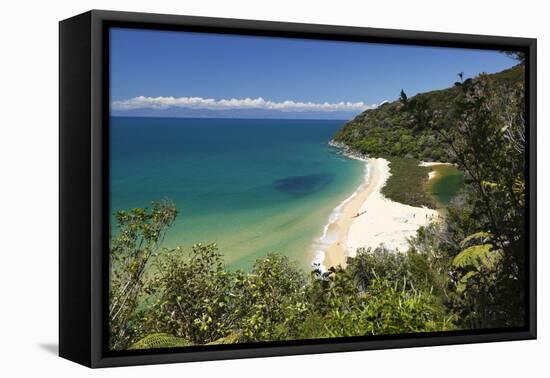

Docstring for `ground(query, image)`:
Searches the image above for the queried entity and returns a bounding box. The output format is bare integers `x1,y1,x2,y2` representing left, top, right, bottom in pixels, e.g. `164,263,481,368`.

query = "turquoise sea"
110,117,364,270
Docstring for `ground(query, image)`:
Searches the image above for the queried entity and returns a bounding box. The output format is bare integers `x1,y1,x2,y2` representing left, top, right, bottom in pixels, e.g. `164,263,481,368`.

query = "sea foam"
311,154,370,272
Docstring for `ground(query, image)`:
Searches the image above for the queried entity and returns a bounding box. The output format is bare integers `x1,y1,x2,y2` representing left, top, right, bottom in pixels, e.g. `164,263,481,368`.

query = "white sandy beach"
321,158,439,269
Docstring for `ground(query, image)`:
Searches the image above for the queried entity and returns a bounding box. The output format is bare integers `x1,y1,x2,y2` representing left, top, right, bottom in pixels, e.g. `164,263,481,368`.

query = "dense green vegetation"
109,215,454,350
382,158,436,208
109,63,526,350
333,65,524,162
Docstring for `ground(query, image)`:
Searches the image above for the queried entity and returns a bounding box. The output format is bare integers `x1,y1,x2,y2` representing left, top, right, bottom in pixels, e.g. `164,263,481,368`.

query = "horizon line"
110,115,354,122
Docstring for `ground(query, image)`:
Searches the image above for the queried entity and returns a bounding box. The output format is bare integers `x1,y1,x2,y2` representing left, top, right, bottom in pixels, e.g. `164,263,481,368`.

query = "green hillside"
333,65,524,161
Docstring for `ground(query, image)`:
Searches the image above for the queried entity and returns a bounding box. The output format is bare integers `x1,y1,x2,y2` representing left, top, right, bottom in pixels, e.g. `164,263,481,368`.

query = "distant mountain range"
111,107,361,120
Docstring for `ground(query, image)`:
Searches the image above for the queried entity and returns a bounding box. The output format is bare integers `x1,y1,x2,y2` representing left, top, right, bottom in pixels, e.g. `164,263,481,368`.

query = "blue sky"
110,27,517,119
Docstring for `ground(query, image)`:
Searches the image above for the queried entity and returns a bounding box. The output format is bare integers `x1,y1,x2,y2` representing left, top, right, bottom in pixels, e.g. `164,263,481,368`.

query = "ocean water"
110,117,364,270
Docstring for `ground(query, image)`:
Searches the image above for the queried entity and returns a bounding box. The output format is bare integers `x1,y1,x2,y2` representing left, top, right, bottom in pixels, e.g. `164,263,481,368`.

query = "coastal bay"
110,116,365,270
104,27,528,349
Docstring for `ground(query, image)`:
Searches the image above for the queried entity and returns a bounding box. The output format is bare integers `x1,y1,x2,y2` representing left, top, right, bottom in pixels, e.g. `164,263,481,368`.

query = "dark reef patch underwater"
273,173,334,196
110,117,363,269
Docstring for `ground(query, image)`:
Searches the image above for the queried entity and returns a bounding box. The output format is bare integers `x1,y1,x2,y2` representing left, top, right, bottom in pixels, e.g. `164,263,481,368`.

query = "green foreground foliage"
111,233,454,350
109,64,526,350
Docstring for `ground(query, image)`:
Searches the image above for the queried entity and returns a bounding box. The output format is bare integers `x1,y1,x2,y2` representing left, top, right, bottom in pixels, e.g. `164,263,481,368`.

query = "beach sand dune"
321,158,438,269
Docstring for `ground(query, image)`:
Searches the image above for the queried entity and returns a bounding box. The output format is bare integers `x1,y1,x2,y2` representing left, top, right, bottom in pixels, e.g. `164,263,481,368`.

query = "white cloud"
111,95,381,113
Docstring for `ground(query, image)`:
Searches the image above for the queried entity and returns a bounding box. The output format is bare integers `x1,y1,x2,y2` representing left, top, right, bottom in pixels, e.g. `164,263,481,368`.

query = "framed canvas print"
59,10,537,368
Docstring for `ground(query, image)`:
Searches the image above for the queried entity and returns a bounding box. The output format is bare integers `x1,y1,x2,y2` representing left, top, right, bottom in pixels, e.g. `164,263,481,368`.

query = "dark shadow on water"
273,173,333,196
38,343,58,355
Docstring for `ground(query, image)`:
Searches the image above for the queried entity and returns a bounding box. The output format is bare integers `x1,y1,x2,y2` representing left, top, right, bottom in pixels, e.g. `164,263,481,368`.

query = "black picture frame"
59,9,537,368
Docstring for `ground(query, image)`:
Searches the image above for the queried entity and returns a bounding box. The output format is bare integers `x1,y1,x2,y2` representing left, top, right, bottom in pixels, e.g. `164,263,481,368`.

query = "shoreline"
419,161,454,181
313,151,439,270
